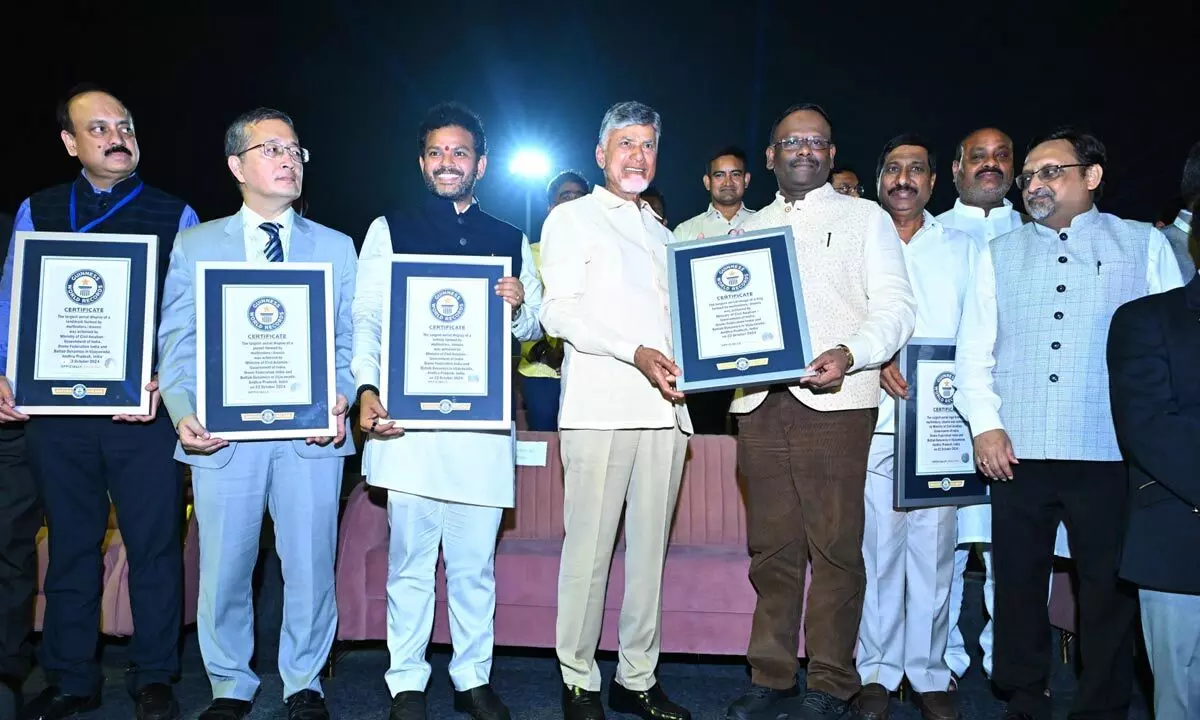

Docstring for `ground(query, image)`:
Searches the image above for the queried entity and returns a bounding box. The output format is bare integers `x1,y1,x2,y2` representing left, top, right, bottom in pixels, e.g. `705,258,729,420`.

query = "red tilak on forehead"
443,145,451,152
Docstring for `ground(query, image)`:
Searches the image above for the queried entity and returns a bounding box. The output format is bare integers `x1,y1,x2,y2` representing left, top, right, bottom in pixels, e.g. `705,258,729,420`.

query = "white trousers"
192,443,342,701
556,428,688,692
856,434,957,693
384,491,503,696
945,541,1063,677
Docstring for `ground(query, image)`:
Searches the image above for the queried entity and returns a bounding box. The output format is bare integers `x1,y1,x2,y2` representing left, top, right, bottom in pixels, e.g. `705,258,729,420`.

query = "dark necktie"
261,222,284,262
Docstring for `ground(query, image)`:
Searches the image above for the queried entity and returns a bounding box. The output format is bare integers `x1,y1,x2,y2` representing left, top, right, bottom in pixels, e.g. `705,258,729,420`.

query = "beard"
424,167,477,201
1025,189,1056,220
956,170,1008,207
616,174,649,194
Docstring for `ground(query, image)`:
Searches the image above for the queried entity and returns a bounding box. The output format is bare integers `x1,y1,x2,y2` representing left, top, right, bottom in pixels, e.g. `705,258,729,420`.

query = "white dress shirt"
954,211,1183,440
240,204,295,263
539,185,692,433
936,198,1025,252
671,203,756,242
350,213,543,509
875,212,978,434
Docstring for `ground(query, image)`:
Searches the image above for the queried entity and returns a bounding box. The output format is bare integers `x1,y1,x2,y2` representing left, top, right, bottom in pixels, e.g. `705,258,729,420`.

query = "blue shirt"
0,173,199,373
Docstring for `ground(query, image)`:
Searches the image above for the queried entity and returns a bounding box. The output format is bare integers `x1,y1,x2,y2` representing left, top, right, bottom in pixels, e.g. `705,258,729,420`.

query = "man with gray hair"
540,101,693,720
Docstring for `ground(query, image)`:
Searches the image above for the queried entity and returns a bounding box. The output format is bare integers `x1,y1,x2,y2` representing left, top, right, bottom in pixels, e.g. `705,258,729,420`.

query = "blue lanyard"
69,180,144,233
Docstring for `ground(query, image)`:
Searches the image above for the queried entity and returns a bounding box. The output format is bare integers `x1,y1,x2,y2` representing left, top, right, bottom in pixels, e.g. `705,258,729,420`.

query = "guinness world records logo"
714,263,751,292
66,269,104,304
248,297,286,331
933,371,956,405
430,289,465,322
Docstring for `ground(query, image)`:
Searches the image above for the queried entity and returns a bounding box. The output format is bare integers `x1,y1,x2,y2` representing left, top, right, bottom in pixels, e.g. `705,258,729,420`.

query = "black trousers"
991,459,1137,720
0,424,40,689
24,414,183,696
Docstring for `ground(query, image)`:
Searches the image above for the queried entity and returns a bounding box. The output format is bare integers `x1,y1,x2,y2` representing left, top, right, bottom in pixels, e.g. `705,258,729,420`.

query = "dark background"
4,0,1196,244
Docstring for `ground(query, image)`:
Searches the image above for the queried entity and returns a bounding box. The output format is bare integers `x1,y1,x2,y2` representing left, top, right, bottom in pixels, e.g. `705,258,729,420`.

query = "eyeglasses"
772,136,832,152
833,183,863,196
1015,163,1089,190
239,142,310,163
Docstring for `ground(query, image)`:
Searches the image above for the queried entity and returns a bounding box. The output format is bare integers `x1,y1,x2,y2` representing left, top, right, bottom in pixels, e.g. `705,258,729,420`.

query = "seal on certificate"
438,399,454,414
248,297,286,331
260,409,277,424
715,263,751,292
431,289,466,322
66,269,105,304
933,371,956,405
71,383,88,399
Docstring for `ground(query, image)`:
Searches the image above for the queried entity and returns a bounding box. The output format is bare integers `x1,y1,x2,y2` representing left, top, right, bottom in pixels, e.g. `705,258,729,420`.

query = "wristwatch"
835,344,855,370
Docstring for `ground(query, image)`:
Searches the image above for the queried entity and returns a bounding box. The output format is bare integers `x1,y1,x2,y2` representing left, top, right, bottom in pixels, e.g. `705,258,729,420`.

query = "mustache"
1027,188,1054,201
888,184,918,196
432,167,463,178
975,166,1003,178
789,156,819,169
105,145,132,157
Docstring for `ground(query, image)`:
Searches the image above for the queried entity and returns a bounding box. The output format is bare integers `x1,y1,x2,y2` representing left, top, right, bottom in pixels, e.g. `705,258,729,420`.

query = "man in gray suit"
1162,141,1198,277
157,108,357,720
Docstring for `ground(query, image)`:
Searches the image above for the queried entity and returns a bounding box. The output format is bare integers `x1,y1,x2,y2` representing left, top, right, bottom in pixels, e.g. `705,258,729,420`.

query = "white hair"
598,101,661,146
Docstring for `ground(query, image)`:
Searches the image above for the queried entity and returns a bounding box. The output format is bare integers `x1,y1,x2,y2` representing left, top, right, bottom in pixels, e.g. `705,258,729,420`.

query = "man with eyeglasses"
517,170,590,432
157,108,356,720
353,102,542,720
672,146,756,434
725,103,915,720
0,84,198,720
955,127,1183,720
831,167,863,198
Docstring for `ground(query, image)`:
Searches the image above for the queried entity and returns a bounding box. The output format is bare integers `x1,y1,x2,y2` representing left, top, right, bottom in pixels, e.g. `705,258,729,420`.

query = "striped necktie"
261,222,284,262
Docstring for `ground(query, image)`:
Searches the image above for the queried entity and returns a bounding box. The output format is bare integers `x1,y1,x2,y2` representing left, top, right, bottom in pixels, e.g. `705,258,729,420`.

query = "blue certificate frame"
380,254,512,430
6,232,156,415
195,262,336,441
894,337,989,509
667,226,814,392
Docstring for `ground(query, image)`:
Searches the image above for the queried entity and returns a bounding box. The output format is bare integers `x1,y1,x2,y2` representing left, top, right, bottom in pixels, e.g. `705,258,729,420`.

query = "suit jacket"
1108,271,1200,594
157,212,358,469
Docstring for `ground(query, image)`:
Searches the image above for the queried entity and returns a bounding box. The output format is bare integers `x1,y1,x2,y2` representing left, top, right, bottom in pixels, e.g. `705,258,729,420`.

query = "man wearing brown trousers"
724,103,916,720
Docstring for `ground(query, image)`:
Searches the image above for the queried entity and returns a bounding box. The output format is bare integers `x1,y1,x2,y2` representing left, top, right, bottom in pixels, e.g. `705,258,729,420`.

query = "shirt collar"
705,202,752,220
950,197,1016,220
774,182,838,209
593,184,642,210
78,170,139,196
1174,209,1192,234
240,203,296,231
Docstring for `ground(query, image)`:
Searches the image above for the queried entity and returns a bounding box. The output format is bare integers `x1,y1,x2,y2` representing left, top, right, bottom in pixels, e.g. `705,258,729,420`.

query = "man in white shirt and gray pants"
539,101,693,720
955,126,1184,720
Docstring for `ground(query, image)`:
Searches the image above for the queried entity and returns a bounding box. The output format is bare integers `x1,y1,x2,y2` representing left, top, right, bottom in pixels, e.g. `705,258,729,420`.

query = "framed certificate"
196,262,336,441
667,227,814,391
6,231,156,415
894,337,989,508
380,254,512,430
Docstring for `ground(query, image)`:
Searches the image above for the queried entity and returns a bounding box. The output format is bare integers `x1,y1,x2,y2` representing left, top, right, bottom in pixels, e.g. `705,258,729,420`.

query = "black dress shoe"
197,698,253,720
21,686,101,720
725,684,799,720
562,684,605,720
134,683,179,720
453,684,510,720
389,691,427,720
608,682,690,720
286,690,329,720
795,690,850,720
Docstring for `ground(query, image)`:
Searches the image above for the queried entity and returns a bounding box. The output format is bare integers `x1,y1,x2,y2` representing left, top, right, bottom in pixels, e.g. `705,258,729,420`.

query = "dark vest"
384,194,523,278
28,174,189,370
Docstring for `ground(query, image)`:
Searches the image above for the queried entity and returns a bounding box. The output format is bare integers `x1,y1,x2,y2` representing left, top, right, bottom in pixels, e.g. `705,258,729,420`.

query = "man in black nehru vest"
0,85,198,720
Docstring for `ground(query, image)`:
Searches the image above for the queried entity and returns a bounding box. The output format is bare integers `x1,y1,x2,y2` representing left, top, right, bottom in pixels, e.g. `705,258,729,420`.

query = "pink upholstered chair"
331,432,814,668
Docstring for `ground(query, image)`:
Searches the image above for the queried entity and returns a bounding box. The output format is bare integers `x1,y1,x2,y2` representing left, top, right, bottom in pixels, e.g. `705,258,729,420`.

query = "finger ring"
370,418,378,430
981,458,990,465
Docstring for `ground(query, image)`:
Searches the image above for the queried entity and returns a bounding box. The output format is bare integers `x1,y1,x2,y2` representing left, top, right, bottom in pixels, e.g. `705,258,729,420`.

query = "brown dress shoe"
853,683,891,720
915,691,960,720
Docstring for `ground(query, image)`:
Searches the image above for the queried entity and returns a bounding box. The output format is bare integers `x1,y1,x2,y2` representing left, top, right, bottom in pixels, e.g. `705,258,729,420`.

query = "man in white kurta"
540,101,693,720
936,127,1072,681
351,103,542,720
854,136,973,720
